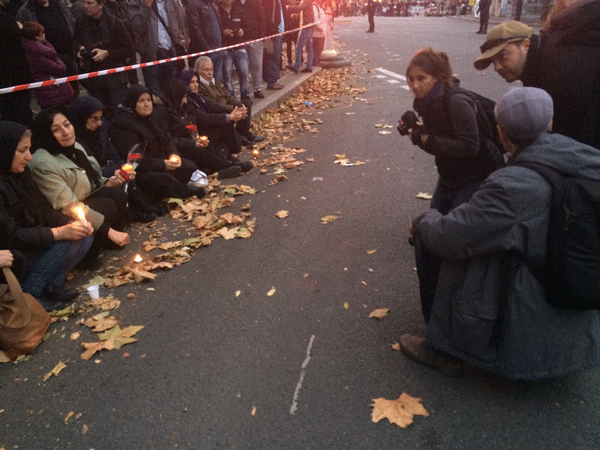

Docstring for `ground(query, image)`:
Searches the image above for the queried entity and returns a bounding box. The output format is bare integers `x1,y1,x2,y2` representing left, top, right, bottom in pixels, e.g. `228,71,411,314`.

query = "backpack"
514,160,600,309
443,87,505,173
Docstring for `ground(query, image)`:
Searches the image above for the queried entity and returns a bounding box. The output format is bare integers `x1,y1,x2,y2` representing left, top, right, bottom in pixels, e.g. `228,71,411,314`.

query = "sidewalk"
448,13,542,27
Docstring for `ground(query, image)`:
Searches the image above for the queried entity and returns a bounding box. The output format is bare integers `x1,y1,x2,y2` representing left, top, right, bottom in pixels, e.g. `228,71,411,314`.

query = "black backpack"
515,160,600,310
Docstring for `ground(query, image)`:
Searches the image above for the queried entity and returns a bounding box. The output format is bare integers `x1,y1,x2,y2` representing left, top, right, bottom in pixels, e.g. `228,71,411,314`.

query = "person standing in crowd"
476,0,491,34
286,0,314,74
130,0,182,97
16,0,79,99
186,0,226,84
0,0,33,125
474,11,600,150
194,56,263,145
236,0,266,99
401,48,503,324
282,0,299,68
103,0,140,85
0,121,93,311
21,21,74,110
312,0,326,67
73,0,135,118
218,0,251,102
262,0,285,90
402,87,600,380
366,0,374,32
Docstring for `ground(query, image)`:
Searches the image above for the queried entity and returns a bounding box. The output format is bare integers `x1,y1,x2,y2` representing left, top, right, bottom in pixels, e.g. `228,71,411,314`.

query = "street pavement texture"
2,16,600,450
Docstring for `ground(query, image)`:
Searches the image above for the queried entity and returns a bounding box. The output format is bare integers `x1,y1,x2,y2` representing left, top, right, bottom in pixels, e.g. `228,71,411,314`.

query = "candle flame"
73,206,87,226
252,149,260,159
134,254,143,263
169,155,180,163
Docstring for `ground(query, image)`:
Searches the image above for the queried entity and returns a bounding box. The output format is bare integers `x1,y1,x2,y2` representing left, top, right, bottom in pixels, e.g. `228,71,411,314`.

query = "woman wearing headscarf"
67,96,157,222
160,79,243,179
0,121,93,311
28,109,130,269
110,84,205,202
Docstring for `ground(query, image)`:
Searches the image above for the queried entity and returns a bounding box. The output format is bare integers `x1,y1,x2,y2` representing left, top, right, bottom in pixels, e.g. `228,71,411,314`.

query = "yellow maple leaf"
371,393,429,429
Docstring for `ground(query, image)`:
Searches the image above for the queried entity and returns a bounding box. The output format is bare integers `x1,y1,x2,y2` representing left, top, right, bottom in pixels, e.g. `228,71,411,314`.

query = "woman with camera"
402,47,503,323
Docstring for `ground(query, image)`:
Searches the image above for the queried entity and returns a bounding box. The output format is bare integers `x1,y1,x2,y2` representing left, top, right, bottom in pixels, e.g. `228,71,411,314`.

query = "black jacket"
521,0,600,149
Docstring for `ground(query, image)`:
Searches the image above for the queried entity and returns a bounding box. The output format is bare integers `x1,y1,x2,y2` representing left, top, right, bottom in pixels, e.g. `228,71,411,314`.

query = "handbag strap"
2,266,32,326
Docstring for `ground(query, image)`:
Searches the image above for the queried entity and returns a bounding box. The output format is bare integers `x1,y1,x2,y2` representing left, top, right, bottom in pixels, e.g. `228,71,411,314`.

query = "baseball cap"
474,21,533,70
494,87,553,141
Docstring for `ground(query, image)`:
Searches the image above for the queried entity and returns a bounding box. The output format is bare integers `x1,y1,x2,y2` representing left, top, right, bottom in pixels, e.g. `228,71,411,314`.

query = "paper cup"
87,285,100,299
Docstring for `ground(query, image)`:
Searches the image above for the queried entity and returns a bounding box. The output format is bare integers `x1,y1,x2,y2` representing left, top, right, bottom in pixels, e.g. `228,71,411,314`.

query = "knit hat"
494,87,553,141
474,21,533,70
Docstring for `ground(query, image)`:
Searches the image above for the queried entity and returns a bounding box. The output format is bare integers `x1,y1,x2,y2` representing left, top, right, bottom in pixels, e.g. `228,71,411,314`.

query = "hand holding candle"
169,154,181,164
73,206,88,227
198,135,209,147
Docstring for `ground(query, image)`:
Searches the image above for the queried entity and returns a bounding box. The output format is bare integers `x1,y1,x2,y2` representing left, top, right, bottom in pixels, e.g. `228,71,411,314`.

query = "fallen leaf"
371,393,429,429
343,302,349,309
236,290,241,297
275,210,289,219
251,406,257,416
379,131,392,135
369,308,390,319
416,192,433,200
64,411,74,424
43,361,66,381
366,249,377,254
97,325,144,349
70,332,80,340
392,343,401,351
127,293,135,299
81,424,89,435
84,316,119,332
81,340,115,360
321,215,339,224
267,287,276,296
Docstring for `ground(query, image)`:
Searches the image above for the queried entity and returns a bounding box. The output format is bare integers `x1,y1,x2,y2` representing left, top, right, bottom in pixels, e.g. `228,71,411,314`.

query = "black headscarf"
177,70,210,113
162,80,190,114
122,84,153,114
67,95,105,161
31,108,102,189
121,84,169,148
0,121,28,175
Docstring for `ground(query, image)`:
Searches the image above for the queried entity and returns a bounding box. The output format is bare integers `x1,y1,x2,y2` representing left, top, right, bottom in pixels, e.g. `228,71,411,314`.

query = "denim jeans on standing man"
294,26,314,70
265,35,283,86
223,48,250,99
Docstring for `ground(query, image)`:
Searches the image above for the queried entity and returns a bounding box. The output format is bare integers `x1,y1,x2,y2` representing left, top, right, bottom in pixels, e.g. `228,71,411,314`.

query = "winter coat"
236,0,265,40
0,4,31,89
287,0,314,25
130,0,181,61
413,132,600,380
185,0,223,53
21,38,74,109
219,2,245,47
521,0,600,150
28,143,105,230
419,83,498,191
16,0,75,38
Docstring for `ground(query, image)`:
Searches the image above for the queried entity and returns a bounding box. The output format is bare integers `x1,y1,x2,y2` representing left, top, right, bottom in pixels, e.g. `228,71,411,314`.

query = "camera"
396,110,420,136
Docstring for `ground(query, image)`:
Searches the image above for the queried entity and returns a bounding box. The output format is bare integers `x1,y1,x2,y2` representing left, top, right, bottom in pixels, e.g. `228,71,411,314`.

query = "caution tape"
0,21,320,96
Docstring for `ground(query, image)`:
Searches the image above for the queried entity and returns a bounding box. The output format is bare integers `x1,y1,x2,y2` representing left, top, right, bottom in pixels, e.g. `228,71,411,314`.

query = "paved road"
2,16,599,450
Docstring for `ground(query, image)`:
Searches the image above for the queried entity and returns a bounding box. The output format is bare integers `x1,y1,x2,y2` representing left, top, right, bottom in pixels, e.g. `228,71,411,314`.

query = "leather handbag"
0,267,51,361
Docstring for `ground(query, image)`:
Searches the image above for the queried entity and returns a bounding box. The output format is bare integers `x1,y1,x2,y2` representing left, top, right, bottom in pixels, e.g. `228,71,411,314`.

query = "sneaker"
300,67,313,73
254,89,265,99
217,165,242,179
399,334,464,377
287,65,299,74
267,83,284,90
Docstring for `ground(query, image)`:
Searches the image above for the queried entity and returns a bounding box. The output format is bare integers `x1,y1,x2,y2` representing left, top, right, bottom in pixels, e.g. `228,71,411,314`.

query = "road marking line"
374,74,386,78
376,67,407,81
290,334,316,415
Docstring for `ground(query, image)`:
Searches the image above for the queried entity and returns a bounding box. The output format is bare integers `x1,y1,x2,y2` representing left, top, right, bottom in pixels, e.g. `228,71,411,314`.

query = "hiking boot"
399,334,464,377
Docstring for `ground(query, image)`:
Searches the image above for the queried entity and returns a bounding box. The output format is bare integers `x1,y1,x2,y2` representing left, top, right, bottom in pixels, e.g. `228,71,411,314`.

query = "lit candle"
134,254,143,263
198,136,209,147
121,163,133,173
73,206,88,227
169,155,181,164
252,149,260,159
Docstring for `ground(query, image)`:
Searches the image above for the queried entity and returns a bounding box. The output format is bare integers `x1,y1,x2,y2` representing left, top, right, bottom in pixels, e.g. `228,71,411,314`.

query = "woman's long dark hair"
406,48,454,88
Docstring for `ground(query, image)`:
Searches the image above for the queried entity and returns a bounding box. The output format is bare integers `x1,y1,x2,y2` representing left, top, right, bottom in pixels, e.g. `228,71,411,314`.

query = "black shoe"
240,135,253,146
217,165,242,179
241,95,253,104
245,132,264,143
174,185,206,199
42,285,80,303
134,210,157,223
300,67,313,73
153,203,169,217
287,65,299,74
230,156,253,173
254,90,265,99
37,297,66,312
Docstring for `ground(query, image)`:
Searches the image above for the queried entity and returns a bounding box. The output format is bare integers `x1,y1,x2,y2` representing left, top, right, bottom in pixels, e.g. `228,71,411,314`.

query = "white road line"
373,74,386,78
376,67,407,81
290,334,316,415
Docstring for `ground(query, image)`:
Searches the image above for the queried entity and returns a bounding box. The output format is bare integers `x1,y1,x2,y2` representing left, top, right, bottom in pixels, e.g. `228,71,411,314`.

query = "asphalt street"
2,15,600,450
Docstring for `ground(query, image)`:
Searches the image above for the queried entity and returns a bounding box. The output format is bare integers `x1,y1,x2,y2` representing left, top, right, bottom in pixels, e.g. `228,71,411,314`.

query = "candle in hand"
198,136,209,147
169,155,181,164
121,163,133,173
73,206,88,227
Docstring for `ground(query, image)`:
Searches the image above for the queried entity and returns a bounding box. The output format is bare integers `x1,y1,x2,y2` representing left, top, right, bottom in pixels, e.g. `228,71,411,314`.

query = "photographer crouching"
400,48,503,324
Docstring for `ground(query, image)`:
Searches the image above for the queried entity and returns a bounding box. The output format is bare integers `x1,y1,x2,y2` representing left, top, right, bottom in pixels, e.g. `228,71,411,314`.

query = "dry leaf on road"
371,393,429,429
369,308,390,319
416,192,433,200
321,215,339,224
267,287,276,296
391,342,401,351
276,210,289,218
43,361,66,381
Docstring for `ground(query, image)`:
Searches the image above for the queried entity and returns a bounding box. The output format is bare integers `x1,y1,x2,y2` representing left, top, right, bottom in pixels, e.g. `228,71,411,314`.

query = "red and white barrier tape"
0,21,320,96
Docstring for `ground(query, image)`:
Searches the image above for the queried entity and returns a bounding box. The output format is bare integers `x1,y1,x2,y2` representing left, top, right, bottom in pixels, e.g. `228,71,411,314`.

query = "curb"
250,67,323,119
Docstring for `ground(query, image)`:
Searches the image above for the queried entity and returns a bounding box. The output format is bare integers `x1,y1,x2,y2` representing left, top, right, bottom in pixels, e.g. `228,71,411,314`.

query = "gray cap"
494,87,553,140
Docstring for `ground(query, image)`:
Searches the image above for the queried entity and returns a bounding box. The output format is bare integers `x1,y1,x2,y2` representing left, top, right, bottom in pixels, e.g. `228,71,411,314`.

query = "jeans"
265,35,282,86
22,237,93,298
223,48,250,99
210,50,226,84
245,41,263,91
142,48,177,96
294,26,314,70
415,180,482,323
